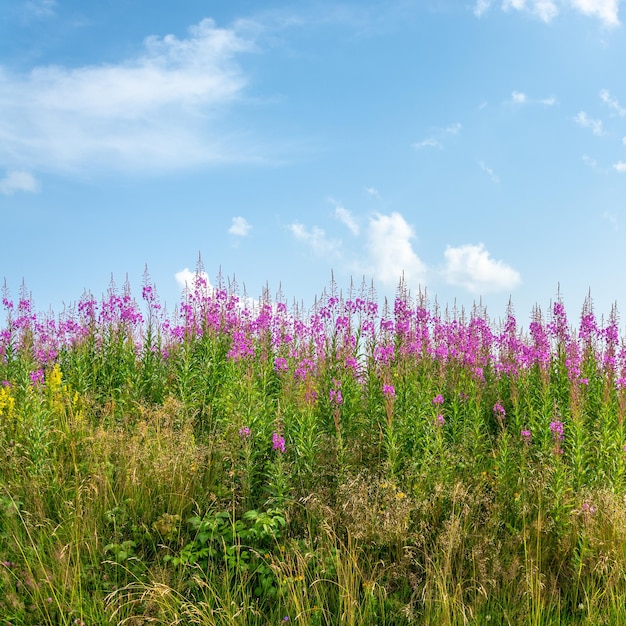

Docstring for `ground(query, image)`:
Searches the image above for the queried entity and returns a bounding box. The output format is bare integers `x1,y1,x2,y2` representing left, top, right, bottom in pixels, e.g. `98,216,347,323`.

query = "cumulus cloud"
175,267,213,292
512,91,528,103
289,223,341,257
483,0,620,25
0,18,258,175
228,216,252,236
0,170,40,195
570,0,621,26
614,161,626,172
364,186,380,198
334,205,360,235
364,212,427,288
574,111,603,136
503,0,559,22
600,89,626,116
443,243,521,294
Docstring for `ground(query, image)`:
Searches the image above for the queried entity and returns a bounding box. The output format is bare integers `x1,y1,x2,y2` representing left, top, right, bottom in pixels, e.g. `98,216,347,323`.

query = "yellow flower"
0,386,15,416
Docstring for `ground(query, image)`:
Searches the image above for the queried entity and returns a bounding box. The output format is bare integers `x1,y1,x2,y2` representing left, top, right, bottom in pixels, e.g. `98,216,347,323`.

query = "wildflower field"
3,267,626,625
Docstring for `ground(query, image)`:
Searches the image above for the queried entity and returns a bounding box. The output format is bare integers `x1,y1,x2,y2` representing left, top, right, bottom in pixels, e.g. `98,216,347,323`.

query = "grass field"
2,270,626,624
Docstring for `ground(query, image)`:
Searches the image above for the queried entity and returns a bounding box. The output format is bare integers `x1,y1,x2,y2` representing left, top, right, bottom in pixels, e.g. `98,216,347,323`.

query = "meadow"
2,266,626,625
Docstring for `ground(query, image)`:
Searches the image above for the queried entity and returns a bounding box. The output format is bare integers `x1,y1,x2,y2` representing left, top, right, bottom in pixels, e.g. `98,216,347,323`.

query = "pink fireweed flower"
29,369,45,387
521,429,532,444
272,432,286,453
436,414,445,427
549,420,564,442
493,402,506,419
238,427,251,439
382,384,395,398
329,388,343,405
432,394,444,405
274,357,288,373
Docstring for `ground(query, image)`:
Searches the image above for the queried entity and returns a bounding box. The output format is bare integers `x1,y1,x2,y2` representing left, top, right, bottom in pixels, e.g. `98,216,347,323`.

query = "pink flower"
272,432,286,453
382,384,395,398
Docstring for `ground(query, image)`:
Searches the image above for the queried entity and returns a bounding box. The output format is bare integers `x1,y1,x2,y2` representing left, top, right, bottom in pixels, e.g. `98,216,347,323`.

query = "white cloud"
444,122,463,134
570,0,621,26
443,243,521,294
503,0,559,22
600,89,626,116
0,18,258,175
289,223,341,257
364,186,380,198
582,154,597,168
492,0,620,25
511,90,556,105
413,138,441,149
479,160,500,182
334,205,360,235
364,212,427,288
228,216,252,236
24,0,57,19
0,170,40,195
574,111,603,135
614,161,626,172
474,0,493,16
175,267,213,292
623,136,626,145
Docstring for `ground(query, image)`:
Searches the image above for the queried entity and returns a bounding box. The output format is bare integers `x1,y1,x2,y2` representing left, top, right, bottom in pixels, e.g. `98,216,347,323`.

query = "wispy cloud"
444,122,463,135
363,212,427,288
600,89,626,116
0,18,259,176
613,161,626,172
228,216,252,237
511,90,556,105
412,138,442,150
333,204,360,235
443,243,521,294
582,154,597,168
479,160,500,183
474,0,493,17
23,0,57,19
364,186,380,198
0,170,40,195
574,111,604,136
289,223,341,257
413,122,461,151
482,0,620,26
603,211,619,230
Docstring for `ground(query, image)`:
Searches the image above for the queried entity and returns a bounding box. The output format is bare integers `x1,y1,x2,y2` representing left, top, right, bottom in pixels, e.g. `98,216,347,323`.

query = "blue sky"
1,0,626,325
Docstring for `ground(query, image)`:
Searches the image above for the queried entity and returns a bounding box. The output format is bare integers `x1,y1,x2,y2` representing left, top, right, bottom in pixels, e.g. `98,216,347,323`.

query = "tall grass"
2,270,626,624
